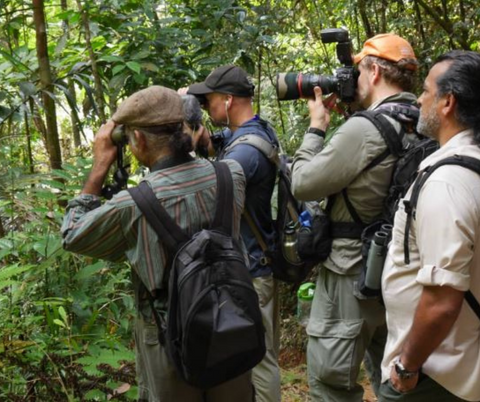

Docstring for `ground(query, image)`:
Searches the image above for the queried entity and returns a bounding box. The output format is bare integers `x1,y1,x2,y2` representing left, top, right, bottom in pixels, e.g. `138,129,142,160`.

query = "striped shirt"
61,158,246,304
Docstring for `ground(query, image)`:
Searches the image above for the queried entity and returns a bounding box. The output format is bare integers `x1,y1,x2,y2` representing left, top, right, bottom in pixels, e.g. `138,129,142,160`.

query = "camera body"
276,28,357,103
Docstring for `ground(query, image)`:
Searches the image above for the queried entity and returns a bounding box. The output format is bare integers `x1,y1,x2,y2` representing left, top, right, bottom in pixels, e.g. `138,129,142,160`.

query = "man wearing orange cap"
291,34,418,401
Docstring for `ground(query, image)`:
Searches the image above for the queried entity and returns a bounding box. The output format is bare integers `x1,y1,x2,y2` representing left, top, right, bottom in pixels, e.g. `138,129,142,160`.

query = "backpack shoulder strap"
403,155,480,263
211,161,234,235
336,108,408,233
128,181,188,251
129,163,233,243
225,134,286,244
224,134,280,168
402,154,480,320
128,181,188,343
354,110,404,168
466,291,480,320
377,102,420,125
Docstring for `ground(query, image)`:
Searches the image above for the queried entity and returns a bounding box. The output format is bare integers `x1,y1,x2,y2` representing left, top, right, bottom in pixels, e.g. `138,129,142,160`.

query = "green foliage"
0,157,135,400
1,1,480,399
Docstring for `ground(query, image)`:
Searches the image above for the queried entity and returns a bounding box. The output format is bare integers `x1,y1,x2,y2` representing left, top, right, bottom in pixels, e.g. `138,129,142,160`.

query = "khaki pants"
135,316,255,402
307,267,387,402
252,275,282,402
379,374,469,402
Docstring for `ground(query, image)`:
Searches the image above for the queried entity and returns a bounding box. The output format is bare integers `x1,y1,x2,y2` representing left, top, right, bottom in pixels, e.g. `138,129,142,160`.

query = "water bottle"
297,282,316,327
283,222,301,264
364,231,389,291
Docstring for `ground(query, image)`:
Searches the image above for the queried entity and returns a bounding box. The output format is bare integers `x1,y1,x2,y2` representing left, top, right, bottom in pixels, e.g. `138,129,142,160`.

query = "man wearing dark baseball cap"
184,65,282,402
61,86,251,401
188,65,255,98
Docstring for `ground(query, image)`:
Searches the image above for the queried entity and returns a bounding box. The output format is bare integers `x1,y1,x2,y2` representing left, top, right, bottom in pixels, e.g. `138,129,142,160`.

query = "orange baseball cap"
353,33,417,70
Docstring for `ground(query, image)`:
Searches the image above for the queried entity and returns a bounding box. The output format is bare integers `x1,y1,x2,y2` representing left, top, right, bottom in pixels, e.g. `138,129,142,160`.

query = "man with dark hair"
379,50,480,401
61,86,253,401
184,65,281,402
291,34,418,401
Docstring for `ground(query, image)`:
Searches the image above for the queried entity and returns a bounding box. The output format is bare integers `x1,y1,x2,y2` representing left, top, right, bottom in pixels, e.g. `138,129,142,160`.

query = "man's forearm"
81,162,111,196
400,285,464,371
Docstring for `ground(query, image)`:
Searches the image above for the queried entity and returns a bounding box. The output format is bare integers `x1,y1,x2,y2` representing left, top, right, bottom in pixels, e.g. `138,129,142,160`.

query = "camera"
276,28,357,103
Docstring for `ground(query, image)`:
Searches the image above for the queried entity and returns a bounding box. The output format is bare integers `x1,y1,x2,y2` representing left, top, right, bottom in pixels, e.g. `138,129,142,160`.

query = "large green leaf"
32,234,62,258
126,61,142,74
74,261,106,280
76,347,135,376
0,264,35,282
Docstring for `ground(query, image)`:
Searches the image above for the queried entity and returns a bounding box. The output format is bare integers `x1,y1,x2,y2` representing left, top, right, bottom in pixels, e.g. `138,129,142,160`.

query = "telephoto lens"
276,72,338,100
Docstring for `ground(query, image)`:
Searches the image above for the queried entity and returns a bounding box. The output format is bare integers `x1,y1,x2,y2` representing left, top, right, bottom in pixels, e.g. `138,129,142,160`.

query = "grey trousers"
135,316,255,402
252,275,282,402
378,374,470,402
307,267,387,402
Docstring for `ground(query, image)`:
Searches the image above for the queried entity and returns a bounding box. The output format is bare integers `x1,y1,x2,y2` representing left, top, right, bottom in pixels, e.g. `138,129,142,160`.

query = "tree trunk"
415,0,469,49
32,0,63,170
357,0,374,37
413,0,427,47
61,0,82,148
24,109,34,174
380,0,387,32
256,48,262,116
458,0,468,47
77,0,107,123
68,80,82,148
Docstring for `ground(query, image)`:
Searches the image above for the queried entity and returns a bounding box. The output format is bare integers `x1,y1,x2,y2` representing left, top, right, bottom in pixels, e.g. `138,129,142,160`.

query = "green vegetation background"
1,0,478,399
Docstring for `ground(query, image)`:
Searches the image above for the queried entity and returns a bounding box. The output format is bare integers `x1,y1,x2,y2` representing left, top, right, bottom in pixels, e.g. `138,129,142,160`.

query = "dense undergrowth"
0,158,139,400
0,155,310,400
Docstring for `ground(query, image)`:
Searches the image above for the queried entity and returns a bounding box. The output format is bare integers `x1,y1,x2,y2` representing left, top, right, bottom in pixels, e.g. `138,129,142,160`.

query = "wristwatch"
305,127,326,138
394,358,419,380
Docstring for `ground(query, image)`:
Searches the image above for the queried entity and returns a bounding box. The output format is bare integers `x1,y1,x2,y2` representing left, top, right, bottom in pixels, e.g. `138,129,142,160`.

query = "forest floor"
279,345,375,401
277,282,376,402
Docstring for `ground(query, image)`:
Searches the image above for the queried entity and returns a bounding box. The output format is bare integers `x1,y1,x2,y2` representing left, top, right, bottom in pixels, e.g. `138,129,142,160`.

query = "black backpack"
352,103,439,225
128,161,266,389
402,154,480,320
339,104,440,298
224,135,331,283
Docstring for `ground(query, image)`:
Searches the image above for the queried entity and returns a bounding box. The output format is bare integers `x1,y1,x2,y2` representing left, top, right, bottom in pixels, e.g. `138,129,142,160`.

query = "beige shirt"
381,130,480,401
292,92,417,274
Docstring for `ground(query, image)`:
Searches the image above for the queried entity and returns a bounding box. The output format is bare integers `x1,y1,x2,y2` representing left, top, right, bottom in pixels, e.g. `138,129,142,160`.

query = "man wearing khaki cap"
291,34,419,401
61,86,252,401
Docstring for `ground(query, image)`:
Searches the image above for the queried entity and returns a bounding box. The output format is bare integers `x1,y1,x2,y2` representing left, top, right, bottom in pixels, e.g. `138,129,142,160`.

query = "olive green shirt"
292,92,417,275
